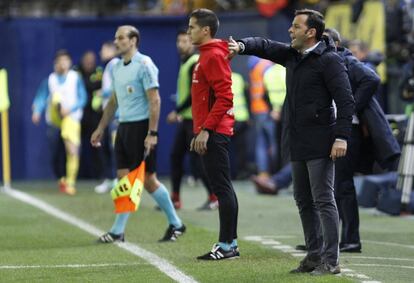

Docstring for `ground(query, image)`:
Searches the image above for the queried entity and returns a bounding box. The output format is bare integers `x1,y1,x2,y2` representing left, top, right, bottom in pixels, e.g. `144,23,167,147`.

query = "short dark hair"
190,8,219,37
54,49,71,60
295,9,325,41
324,28,341,43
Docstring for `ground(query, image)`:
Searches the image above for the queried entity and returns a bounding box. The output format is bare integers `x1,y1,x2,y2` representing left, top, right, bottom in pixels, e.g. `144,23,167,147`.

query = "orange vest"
249,59,273,114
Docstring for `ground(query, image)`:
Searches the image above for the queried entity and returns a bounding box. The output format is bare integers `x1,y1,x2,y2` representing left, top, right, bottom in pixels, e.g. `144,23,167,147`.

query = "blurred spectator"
251,163,292,194
247,56,276,178
230,71,251,179
348,40,386,110
348,40,383,71
263,63,286,167
32,78,67,184
250,63,287,190
77,50,104,179
31,50,87,195
0,0,256,17
399,57,414,115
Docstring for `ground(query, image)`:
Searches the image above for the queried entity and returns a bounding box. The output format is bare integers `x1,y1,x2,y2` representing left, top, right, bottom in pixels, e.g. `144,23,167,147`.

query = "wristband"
148,130,158,137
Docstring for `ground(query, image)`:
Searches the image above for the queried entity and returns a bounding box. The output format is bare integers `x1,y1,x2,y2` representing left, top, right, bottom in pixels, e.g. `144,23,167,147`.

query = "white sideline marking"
244,235,380,283
363,240,414,250
4,188,197,283
243,236,263,241
244,235,296,241
344,273,370,279
342,256,414,262
291,253,306,257
348,264,414,270
272,245,293,250
0,263,145,269
261,240,281,245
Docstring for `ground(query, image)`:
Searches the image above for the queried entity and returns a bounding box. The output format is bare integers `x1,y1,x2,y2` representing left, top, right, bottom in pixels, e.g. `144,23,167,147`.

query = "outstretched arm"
229,36,291,66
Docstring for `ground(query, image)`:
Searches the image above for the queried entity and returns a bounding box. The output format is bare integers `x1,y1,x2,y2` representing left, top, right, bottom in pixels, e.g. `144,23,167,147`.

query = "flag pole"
1,109,11,190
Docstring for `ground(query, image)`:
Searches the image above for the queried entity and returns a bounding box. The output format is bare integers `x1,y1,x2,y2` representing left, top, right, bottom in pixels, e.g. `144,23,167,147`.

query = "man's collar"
303,41,321,54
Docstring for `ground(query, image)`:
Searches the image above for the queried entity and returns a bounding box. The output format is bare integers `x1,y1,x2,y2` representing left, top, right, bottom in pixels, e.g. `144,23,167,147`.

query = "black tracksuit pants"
201,132,239,243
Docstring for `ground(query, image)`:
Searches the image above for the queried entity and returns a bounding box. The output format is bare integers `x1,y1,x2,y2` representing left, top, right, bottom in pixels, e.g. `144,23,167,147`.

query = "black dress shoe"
290,254,321,273
310,263,341,275
340,243,361,253
295,244,307,251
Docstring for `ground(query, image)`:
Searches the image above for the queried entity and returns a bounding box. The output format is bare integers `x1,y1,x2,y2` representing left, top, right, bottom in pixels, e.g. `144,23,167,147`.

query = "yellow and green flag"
111,161,146,213
0,69,10,112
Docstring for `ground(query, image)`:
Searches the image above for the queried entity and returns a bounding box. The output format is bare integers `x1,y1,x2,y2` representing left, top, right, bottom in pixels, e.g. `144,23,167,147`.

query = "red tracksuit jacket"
191,39,234,136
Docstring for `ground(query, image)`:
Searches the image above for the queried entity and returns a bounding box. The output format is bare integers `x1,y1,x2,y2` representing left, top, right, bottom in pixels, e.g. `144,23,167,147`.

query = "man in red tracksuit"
188,8,240,260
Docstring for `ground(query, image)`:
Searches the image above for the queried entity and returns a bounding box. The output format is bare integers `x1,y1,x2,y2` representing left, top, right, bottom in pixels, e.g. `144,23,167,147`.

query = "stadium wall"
0,12,292,180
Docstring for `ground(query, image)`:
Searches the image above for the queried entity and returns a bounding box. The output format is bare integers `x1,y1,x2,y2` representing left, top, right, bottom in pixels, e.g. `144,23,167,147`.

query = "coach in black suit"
229,9,354,275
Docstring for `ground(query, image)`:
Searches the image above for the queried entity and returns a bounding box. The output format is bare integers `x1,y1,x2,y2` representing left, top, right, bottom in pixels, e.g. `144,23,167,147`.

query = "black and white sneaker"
159,224,186,242
197,244,240,260
98,232,125,243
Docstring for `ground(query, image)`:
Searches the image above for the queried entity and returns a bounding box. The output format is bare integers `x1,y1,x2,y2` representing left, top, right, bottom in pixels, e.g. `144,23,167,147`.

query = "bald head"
118,25,140,46
114,25,140,57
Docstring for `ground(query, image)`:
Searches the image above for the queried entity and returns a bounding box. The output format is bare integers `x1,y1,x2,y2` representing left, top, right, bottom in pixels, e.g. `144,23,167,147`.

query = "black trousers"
201,132,239,243
335,125,362,245
46,125,66,179
170,120,212,196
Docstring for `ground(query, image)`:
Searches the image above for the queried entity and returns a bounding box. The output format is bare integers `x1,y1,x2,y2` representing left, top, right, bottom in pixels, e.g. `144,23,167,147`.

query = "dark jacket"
361,99,401,170
338,47,400,170
338,47,379,113
239,37,354,161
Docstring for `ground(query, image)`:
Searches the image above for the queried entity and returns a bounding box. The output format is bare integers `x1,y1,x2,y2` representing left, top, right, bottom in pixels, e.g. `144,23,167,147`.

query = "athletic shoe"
94,179,113,194
98,232,125,243
310,263,341,275
159,224,186,242
197,200,219,211
290,254,321,273
58,178,67,192
233,246,240,257
197,244,240,260
63,185,77,196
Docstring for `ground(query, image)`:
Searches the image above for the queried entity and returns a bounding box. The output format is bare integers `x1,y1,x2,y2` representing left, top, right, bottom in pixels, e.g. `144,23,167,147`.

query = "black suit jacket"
239,36,354,161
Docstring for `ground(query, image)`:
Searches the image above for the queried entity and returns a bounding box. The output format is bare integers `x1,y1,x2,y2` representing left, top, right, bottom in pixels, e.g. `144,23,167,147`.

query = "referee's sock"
218,239,238,251
152,184,182,228
110,212,130,235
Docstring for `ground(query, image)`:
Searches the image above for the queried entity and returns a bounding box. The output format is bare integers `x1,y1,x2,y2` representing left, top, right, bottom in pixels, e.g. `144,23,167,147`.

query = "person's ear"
306,28,316,39
203,26,210,36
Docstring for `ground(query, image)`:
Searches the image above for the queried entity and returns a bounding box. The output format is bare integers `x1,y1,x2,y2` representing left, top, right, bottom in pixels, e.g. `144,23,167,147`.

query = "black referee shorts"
115,120,156,173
